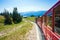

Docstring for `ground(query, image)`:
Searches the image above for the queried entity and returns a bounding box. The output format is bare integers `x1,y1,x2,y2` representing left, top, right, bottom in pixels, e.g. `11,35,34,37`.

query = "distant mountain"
20,11,46,17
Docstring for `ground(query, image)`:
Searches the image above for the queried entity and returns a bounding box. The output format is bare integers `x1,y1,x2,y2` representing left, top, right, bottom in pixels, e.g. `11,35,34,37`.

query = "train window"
41,17,43,23
47,11,53,27
43,16,45,22
54,5,60,34
39,17,41,21
43,15,47,25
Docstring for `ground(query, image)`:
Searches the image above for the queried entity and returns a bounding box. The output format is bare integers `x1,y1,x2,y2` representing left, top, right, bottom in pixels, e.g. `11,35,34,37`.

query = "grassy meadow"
0,15,35,40
24,17,35,22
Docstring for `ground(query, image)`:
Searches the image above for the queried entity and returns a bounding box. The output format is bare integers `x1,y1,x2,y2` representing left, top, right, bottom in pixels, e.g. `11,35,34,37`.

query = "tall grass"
0,20,33,40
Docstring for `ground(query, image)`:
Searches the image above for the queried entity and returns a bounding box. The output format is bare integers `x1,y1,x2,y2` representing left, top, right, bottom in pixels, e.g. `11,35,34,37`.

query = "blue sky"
0,0,58,12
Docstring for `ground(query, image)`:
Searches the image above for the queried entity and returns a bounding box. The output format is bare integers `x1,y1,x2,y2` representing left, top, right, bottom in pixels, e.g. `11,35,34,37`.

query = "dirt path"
25,22,45,40
25,24,37,40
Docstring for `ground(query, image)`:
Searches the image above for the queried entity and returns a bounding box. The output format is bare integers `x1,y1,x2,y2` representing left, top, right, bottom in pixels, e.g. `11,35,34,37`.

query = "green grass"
0,16,5,28
0,16,33,40
0,16,5,23
0,15,25,31
24,17,35,22
0,20,25,31
0,20,32,40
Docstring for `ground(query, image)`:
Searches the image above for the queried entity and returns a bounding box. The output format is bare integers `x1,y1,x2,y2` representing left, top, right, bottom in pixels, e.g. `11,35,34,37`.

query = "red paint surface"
37,21,60,40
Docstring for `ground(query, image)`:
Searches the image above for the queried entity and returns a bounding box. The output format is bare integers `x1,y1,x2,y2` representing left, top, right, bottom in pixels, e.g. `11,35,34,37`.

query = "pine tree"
3,9,12,25
12,7,22,24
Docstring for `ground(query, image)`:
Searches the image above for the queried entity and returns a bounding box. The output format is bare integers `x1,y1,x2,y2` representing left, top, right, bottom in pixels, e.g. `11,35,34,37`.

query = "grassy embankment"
0,16,35,40
0,15,25,31
24,17,35,22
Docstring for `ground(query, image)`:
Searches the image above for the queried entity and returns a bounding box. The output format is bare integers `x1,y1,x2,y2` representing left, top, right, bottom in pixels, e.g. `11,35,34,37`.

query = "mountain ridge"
20,11,46,17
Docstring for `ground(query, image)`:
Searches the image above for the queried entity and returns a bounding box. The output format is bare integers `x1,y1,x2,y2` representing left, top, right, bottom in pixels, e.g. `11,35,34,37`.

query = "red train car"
36,0,60,40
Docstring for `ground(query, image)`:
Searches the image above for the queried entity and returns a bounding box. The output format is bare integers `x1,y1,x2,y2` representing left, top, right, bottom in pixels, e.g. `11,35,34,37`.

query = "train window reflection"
43,15,47,25
54,5,60,34
43,16,45,22
47,12,52,27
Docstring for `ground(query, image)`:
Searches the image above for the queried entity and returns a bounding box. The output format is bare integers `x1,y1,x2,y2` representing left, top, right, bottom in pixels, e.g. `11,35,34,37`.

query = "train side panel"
36,20,60,40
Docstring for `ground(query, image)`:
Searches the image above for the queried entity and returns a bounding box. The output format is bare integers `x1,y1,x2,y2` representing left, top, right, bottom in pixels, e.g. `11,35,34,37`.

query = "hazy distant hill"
20,11,46,17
